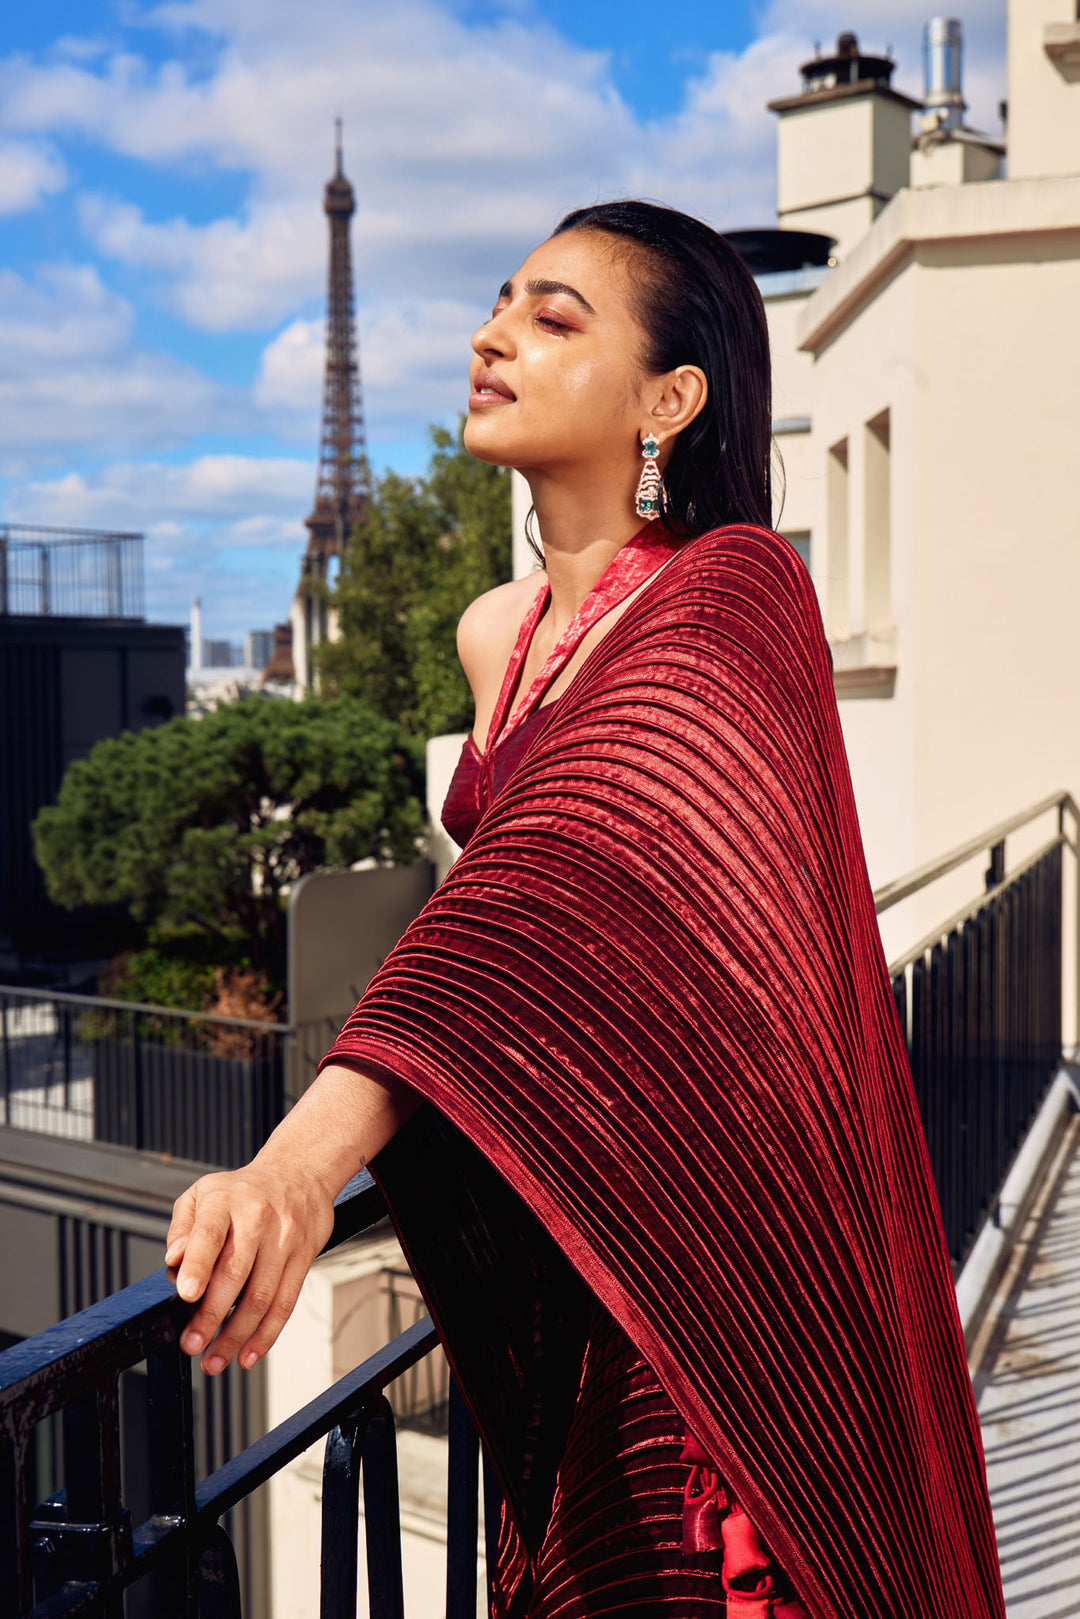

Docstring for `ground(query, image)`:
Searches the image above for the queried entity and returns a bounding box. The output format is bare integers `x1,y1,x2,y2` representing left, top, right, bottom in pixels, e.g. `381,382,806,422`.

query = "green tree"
316,421,512,736
33,696,425,988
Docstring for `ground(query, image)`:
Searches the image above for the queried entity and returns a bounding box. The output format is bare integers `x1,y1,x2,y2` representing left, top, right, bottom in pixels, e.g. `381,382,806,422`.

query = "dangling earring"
635,433,663,520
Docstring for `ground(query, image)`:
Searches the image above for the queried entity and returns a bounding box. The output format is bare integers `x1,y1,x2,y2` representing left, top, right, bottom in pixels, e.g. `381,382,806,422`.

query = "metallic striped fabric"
441,577,806,1615
323,525,1006,1618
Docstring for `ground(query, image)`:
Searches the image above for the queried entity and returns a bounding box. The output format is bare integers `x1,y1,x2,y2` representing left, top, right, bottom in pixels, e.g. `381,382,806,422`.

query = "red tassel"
680,1434,728,1552
722,1505,776,1595
726,1601,811,1618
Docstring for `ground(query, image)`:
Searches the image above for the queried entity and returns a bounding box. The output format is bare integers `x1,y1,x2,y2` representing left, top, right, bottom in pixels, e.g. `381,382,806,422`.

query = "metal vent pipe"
923,17,965,129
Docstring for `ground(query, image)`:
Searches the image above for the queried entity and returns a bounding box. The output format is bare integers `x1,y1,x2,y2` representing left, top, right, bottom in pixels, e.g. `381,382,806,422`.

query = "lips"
470,366,516,403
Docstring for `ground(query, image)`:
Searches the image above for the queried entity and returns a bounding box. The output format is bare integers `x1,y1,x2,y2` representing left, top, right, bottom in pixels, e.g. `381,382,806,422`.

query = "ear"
645,365,708,455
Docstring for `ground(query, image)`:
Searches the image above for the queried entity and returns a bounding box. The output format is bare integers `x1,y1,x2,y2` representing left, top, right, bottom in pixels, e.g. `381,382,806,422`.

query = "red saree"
322,524,1006,1618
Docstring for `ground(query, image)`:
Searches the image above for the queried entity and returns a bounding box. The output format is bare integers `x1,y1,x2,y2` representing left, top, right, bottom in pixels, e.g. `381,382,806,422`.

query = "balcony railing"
878,789,1077,1270
0,525,144,620
0,1172,501,1618
0,792,1075,1615
0,989,349,1171
0,988,291,1169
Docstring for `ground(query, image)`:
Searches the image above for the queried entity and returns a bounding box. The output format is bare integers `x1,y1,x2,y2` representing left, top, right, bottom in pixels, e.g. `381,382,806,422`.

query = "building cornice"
1045,22,1080,72
768,80,922,115
796,174,1080,354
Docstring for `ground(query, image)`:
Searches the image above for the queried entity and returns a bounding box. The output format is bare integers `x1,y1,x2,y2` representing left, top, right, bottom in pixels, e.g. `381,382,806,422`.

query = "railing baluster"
0,1432,31,1615
196,1522,243,1619
1,995,9,1126
362,1397,405,1619
446,1375,480,1619
321,1415,366,1619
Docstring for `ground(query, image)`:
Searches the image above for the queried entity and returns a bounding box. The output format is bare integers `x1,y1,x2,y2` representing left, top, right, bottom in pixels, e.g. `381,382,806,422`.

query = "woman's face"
463,230,655,475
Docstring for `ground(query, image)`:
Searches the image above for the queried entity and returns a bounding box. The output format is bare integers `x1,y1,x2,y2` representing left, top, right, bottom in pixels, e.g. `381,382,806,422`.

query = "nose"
471,306,513,364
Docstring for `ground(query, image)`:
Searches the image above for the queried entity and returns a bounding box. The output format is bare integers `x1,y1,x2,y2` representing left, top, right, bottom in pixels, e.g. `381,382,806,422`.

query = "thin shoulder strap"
485,578,551,750
490,523,683,751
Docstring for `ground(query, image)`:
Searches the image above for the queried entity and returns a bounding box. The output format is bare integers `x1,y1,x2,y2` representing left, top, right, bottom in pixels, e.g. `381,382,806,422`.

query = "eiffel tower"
281,120,369,689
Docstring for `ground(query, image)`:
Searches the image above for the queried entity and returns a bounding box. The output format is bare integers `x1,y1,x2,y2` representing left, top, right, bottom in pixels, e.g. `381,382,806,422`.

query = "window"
863,410,891,633
825,438,849,639
782,530,811,572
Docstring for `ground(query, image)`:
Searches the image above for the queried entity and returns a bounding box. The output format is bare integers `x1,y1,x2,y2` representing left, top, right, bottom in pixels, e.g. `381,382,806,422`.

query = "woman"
167,202,1006,1618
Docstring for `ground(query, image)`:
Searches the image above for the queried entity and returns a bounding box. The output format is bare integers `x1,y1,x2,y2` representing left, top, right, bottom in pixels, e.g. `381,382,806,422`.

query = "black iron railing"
0,526,144,621
878,791,1077,1270
0,988,289,1169
1,793,1075,1615
0,1172,500,1618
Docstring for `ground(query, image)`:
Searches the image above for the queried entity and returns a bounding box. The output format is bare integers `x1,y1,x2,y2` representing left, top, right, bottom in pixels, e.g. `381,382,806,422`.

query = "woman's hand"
166,1157,337,1376
164,1059,421,1376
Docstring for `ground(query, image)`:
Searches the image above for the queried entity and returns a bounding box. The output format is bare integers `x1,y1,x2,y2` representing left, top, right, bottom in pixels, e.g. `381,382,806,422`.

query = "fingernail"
177,1274,200,1302
240,1350,257,1370
204,1355,225,1376
184,1331,204,1354
165,1245,182,1266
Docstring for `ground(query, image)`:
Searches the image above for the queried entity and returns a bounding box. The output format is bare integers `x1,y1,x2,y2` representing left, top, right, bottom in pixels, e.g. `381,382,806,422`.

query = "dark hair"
552,199,774,536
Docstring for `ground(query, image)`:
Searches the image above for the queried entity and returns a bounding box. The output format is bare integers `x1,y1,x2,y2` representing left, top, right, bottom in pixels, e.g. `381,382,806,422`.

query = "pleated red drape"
323,525,1006,1619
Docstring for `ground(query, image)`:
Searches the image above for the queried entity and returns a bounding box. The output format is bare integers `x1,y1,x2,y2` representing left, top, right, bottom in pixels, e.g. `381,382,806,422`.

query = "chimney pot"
922,17,966,131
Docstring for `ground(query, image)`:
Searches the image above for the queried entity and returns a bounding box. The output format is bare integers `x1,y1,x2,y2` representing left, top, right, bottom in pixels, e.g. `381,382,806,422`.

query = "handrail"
0,982,291,1036
886,831,1066,980
0,1171,383,1394
872,789,1076,914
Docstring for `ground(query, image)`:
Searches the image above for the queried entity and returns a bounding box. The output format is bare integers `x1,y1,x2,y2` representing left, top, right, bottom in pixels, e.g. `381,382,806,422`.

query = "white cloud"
7,455,315,638
255,317,323,412
11,454,311,528
3,0,769,332
5,0,1008,343
78,191,326,331
0,263,131,360
256,299,479,440
0,139,67,213
0,264,238,472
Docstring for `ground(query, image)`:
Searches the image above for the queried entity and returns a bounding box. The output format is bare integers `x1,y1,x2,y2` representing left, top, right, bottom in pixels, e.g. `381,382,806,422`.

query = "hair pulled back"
554,200,773,535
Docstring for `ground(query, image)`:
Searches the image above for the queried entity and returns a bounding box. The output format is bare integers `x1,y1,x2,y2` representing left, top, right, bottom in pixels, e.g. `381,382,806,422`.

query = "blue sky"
0,0,1006,642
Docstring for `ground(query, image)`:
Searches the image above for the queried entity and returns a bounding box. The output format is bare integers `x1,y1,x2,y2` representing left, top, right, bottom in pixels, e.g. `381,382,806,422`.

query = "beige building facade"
761,6,1080,963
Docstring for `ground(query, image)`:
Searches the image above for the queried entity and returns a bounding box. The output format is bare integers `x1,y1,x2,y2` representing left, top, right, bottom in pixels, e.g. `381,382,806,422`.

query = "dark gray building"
0,524,185,970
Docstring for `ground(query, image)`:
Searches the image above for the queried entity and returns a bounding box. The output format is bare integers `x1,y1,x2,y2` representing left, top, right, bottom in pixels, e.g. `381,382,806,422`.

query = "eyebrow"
497,277,597,316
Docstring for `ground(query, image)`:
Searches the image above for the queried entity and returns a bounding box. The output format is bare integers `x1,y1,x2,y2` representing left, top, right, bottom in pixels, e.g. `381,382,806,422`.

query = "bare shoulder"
457,573,544,697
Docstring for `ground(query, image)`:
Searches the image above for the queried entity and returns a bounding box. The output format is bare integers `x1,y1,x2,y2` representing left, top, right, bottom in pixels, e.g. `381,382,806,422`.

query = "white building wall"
795,173,1080,965
1008,0,1080,181
802,264,920,964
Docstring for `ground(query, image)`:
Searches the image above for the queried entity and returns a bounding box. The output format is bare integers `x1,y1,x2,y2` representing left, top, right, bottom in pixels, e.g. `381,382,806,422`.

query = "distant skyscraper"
203,639,240,669
244,630,273,670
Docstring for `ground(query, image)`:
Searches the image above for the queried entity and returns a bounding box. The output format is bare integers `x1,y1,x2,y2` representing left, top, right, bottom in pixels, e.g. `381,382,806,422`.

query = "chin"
463,412,519,468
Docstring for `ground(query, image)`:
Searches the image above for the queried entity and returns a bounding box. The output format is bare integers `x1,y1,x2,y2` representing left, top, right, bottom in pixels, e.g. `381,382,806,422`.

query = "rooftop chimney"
922,18,966,130
768,29,919,260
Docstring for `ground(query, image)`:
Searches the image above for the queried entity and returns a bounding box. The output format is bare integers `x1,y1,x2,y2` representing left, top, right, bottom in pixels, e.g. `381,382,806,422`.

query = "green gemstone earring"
635,434,663,520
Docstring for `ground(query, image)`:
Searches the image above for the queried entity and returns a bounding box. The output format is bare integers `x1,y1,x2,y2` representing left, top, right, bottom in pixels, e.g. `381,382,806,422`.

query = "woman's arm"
168,583,538,1378
165,1062,421,1376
